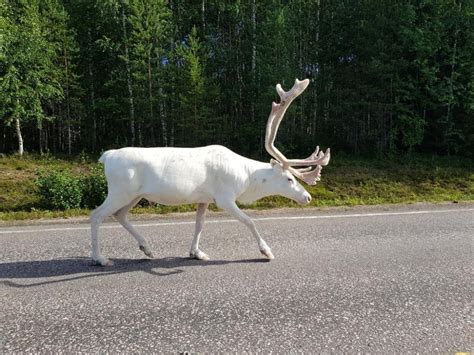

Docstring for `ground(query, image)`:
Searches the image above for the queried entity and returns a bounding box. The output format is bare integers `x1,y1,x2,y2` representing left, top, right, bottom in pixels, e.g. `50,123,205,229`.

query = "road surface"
0,204,472,352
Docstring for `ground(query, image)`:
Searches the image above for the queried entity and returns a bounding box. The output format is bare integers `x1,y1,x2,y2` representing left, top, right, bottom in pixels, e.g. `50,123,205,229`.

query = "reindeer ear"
270,159,282,168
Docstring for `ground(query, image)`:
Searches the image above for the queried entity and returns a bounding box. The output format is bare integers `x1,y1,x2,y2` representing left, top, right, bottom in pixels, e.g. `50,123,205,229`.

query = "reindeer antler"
265,79,331,185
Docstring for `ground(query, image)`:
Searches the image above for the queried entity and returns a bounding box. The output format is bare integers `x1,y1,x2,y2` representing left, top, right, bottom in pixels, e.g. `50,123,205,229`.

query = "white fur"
90,78,329,266
90,145,312,265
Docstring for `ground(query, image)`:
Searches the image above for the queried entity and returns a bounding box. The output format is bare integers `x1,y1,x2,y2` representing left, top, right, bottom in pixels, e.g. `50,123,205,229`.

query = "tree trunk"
159,87,167,146
201,0,206,31
138,123,143,146
311,0,320,139
170,121,175,147
170,79,175,147
147,54,156,146
87,29,97,151
389,77,394,151
298,0,303,131
1,125,5,152
445,2,461,154
15,116,24,156
67,116,72,155
90,63,97,151
121,1,136,146
57,105,62,152
45,122,48,153
251,0,256,123
38,120,43,155
64,47,72,156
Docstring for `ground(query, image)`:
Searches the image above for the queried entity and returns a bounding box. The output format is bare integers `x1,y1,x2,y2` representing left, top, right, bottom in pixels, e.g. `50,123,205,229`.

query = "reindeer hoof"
260,249,275,260
139,245,154,258
190,250,210,261
92,257,114,267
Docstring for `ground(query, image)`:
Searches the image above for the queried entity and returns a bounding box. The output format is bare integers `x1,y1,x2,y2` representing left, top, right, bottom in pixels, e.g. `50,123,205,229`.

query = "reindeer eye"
287,178,294,183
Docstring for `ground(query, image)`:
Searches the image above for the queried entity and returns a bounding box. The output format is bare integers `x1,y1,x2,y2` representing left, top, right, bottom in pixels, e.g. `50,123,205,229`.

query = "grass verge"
0,153,472,221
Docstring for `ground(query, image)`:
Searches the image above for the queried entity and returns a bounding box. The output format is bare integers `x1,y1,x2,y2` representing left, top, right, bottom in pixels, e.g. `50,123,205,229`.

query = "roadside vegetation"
2,2,473,222
0,153,472,221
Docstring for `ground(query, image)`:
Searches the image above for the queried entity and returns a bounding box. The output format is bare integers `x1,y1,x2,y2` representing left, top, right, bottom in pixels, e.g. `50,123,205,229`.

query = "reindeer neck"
237,159,276,204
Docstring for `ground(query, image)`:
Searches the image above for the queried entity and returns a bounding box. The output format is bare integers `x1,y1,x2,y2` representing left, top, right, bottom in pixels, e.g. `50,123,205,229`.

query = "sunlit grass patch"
0,153,472,221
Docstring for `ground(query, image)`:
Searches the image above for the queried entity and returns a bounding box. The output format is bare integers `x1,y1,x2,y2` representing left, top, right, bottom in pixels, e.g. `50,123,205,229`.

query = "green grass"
0,153,472,221
0,153,93,214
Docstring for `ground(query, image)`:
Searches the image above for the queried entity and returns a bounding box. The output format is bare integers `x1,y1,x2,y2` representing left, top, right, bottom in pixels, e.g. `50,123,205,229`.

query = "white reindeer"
90,78,330,266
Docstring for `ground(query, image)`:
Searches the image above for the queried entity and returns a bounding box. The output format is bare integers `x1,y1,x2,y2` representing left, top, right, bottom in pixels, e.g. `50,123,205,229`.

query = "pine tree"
174,26,219,146
1,0,472,157
128,0,170,146
41,0,82,155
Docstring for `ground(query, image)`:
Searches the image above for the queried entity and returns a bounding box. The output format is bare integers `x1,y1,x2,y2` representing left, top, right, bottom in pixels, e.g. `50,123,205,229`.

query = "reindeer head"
264,78,331,205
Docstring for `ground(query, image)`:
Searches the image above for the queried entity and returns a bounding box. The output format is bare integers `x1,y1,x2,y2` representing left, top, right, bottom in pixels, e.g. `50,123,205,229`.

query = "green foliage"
36,169,83,210
0,0,83,155
35,164,107,211
80,165,107,209
396,114,426,151
0,1,62,123
173,26,221,145
0,0,473,158
0,153,469,218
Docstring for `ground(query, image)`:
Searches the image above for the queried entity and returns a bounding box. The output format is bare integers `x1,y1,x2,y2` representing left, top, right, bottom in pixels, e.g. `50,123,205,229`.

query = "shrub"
80,166,107,209
36,170,83,210
35,165,108,211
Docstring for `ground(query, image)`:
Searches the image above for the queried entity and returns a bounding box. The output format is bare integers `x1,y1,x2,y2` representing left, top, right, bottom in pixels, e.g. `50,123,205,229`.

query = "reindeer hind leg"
114,197,154,258
90,194,137,266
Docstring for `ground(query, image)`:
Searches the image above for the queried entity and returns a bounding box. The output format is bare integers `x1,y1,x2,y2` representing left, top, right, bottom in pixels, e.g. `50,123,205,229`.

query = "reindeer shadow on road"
0,257,269,288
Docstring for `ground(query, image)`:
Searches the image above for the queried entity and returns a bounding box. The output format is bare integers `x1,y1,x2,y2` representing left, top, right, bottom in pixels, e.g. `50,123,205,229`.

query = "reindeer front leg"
216,198,274,260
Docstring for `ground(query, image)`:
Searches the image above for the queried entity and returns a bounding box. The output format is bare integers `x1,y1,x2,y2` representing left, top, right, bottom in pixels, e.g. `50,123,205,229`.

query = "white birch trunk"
15,116,24,156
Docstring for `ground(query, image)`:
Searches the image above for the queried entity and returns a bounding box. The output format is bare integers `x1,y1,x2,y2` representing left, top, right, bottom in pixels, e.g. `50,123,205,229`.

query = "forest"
1,0,473,159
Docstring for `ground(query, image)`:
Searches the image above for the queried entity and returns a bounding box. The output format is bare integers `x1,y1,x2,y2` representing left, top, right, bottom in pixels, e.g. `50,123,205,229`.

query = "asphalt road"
0,204,472,353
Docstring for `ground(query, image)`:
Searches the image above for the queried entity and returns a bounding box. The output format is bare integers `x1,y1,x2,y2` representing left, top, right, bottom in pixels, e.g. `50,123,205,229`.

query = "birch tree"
0,0,62,155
